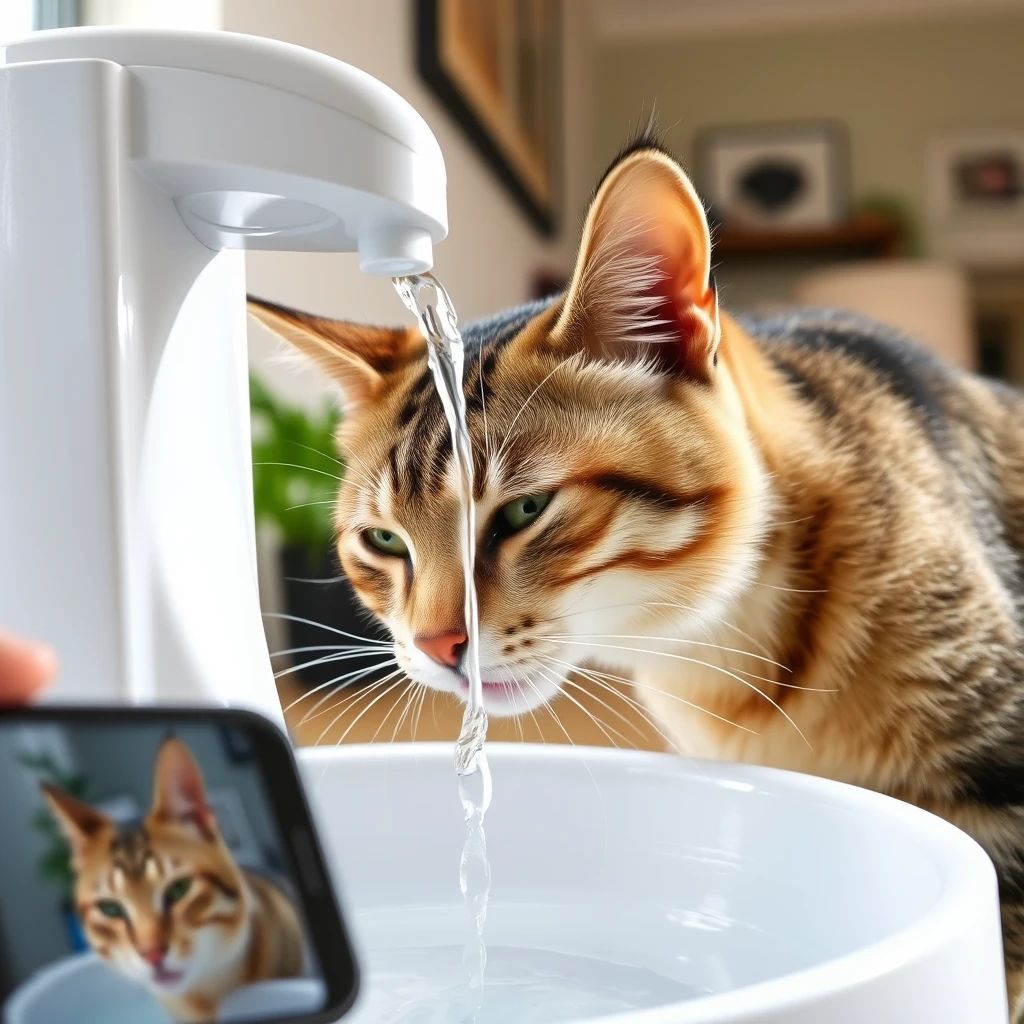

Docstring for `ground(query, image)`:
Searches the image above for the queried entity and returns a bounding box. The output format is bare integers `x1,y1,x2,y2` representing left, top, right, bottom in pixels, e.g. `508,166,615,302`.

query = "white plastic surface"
301,744,1009,1024
0,30,447,720
1,28,447,266
4,954,325,1024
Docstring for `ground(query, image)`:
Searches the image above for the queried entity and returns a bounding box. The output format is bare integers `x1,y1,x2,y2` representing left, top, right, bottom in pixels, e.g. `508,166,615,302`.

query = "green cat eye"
165,878,192,906
501,493,552,532
364,527,409,557
97,900,125,919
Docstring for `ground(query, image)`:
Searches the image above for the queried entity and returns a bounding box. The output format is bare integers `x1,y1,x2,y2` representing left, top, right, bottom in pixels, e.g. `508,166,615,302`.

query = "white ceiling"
593,0,1024,40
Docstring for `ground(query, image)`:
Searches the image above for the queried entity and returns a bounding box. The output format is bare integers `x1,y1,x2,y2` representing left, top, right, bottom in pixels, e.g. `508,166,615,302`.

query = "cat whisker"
534,666,631,751
281,659,397,713
546,660,716,783
541,639,811,748
542,655,758,738
271,643,386,657
280,575,347,585
545,632,790,673
298,675,395,730
410,683,430,742
515,671,545,743
523,677,606,813
309,674,399,742
294,664,400,722
540,636,827,693
541,598,778,659
274,649,394,680
263,612,392,645
478,357,491,461
283,439,344,467
394,680,427,743
552,670,652,747
752,582,828,594
327,676,410,747
252,462,343,482
764,514,815,529
369,681,416,746
557,665,690,754
284,499,337,511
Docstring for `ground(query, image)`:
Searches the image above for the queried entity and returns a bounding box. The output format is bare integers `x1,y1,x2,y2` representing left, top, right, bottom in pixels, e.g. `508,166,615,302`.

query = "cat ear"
40,783,111,859
150,738,215,840
247,297,424,412
551,146,719,382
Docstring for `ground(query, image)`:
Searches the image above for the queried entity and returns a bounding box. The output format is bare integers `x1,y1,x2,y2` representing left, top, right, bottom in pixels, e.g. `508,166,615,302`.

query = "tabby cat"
42,738,304,1023
249,131,1024,1015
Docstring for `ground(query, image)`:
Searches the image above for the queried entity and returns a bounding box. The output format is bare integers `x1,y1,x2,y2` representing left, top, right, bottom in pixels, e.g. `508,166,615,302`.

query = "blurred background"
7,0,1024,748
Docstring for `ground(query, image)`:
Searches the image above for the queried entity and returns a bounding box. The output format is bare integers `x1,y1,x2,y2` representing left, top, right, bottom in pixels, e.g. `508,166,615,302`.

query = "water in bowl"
350,944,698,1024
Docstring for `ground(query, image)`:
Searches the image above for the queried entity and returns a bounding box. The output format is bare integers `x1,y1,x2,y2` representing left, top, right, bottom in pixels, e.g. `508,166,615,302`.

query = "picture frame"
695,121,849,231
416,0,561,236
926,132,1024,266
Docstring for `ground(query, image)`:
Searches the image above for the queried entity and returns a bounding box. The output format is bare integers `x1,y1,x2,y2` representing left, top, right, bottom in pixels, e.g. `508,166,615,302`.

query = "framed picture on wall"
927,132,1024,266
695,122,849,231
416,0,561,235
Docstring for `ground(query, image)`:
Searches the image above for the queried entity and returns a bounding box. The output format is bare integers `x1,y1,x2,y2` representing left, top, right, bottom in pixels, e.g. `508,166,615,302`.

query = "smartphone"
0,706,359,1024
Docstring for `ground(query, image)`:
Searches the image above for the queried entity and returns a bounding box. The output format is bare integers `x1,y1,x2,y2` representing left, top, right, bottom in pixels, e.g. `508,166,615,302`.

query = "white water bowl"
300,743,1008,1024
4,954,171,1024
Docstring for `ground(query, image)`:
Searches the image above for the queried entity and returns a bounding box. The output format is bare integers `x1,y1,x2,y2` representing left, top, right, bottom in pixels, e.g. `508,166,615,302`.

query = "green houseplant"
250,373,344,566
250,374,387,685
16,750,90,951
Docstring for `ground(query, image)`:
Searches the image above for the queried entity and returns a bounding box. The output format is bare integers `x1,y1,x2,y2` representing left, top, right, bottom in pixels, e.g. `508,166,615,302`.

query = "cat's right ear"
40,783,111,860
247,298,425,412
151,738,216,840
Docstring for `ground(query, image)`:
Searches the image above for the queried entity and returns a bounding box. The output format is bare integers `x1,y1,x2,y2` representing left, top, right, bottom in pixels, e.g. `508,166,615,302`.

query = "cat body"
249,134,1024,1016
42,739,304,1023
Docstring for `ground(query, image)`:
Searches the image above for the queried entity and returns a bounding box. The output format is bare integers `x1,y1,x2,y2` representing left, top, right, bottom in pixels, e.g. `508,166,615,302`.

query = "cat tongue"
153,965,183,986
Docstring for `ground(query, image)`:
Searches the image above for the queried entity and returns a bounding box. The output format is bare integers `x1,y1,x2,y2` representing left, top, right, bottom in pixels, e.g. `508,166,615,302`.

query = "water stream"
394,274,492,1020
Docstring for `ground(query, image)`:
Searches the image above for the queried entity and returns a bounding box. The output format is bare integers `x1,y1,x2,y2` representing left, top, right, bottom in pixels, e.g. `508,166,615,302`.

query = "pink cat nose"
140,947,166,966
414,631,467,668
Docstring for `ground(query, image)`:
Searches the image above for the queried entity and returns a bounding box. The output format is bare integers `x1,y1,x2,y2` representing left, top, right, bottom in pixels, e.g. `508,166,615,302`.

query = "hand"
0,628,57,705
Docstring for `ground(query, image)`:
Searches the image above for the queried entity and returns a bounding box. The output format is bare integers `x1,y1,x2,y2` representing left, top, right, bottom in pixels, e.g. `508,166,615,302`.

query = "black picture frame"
416,0,560,236
694,120,851,230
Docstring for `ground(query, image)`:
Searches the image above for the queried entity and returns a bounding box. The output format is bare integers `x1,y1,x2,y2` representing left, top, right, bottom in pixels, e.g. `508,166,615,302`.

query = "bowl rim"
300,742,1002,1023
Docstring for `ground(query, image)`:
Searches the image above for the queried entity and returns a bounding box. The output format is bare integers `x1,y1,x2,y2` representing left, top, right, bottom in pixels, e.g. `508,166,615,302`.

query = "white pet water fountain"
0,27,1009,1024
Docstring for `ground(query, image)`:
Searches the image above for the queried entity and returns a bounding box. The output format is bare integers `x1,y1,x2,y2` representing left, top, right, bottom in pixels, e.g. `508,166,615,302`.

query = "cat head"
249,140,772,717
41,738,251,998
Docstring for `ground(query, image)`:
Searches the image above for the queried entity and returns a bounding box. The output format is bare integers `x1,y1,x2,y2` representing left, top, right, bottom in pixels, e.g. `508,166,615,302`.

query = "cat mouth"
151,965,185,986
456,672,559,716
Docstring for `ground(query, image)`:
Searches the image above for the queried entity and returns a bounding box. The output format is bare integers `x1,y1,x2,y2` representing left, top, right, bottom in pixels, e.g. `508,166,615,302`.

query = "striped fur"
250,138,1024,1015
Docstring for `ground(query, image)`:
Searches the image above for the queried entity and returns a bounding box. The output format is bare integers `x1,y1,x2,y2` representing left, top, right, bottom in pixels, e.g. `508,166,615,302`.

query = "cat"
41,737,305,1023
248,129,1024,1017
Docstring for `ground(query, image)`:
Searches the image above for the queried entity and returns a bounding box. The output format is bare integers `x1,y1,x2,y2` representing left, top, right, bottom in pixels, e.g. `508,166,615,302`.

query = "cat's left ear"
247,298,424,413
551,145,719,382
151,738,216,840
41,784,112,860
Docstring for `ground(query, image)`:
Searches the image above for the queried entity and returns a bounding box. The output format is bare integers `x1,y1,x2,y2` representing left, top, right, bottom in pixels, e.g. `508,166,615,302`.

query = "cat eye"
97,900,126,919
164,877,192,907
500,493,552,532
364,527,409,557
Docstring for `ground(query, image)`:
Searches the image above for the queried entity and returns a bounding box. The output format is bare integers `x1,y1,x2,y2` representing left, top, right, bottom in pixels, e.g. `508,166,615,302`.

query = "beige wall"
223,0,592,407
594,12,1024,266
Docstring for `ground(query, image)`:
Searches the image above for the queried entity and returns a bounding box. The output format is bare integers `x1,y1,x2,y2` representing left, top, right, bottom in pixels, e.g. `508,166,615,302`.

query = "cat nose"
140,946,166,966
414,631,467,668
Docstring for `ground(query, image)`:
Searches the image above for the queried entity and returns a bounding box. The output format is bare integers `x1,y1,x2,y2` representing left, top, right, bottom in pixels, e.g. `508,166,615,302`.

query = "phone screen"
0,707,357,1024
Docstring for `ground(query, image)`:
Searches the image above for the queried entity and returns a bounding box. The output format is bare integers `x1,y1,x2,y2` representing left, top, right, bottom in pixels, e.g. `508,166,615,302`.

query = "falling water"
394,273,491,1019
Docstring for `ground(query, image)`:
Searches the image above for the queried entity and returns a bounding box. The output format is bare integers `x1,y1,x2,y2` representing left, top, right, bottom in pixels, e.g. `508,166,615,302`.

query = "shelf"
712,212,904,260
